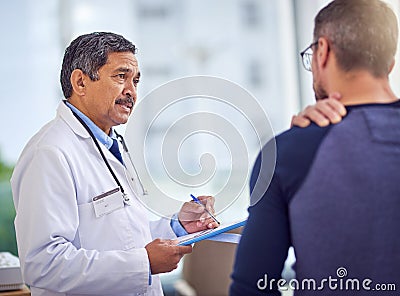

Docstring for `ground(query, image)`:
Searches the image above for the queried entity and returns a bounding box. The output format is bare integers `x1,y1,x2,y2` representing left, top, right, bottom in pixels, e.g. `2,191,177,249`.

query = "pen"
190,194,220,225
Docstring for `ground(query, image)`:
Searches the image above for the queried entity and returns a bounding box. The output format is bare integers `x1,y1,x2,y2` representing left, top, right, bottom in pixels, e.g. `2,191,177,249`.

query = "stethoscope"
72,112,148,203
114,130,148,196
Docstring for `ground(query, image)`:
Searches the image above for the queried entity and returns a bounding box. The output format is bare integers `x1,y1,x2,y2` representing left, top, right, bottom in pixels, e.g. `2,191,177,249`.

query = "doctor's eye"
112,73,126,80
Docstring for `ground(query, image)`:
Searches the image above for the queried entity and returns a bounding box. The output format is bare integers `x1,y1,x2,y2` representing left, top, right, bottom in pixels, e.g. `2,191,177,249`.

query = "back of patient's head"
314,0,398,77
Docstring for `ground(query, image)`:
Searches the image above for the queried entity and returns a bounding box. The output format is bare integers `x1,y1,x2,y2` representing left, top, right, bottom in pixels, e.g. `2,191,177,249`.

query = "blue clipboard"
177,219,247,246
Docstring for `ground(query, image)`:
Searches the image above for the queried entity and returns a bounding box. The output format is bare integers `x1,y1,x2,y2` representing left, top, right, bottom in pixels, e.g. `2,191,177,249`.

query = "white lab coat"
11,102,177,296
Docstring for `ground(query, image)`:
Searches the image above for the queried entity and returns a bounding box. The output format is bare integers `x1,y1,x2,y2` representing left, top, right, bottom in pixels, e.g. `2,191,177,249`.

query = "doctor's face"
83,51,140,134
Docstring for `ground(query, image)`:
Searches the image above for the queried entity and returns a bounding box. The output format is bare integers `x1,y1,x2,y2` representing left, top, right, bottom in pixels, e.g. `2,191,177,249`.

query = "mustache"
115,97,135,107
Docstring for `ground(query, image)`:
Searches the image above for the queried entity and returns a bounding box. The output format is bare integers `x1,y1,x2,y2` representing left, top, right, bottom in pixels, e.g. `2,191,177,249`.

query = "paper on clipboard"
177,219,247,246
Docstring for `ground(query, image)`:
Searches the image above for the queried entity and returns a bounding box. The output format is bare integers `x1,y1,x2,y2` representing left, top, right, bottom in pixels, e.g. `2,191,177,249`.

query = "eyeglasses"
300,41,318,71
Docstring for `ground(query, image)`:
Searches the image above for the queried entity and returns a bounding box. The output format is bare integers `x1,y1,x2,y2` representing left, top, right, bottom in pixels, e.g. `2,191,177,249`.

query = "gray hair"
314,0,398,77
60,32,137,99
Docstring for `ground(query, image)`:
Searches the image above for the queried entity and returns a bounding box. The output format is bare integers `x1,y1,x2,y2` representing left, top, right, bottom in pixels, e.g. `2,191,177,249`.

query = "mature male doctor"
11,32,218,296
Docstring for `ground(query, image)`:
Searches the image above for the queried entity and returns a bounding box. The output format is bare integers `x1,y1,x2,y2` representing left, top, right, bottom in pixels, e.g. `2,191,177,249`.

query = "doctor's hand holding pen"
178,195,219,233
145,195,218,274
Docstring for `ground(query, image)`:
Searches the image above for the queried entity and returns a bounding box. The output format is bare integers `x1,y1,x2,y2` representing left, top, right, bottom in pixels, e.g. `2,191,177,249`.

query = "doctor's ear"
70,69,86,96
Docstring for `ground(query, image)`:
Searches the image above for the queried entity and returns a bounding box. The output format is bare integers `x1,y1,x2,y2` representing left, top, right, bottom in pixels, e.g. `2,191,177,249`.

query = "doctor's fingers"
166,240,192,255
145,239,192,274
158,239,193,257
176,245,193,256
167,244,192,268
197,195,215,212
184,201,206,214
197,215,219,229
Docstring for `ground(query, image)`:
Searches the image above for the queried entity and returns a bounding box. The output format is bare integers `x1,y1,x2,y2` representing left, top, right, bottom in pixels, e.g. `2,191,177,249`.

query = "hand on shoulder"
291,92,347,128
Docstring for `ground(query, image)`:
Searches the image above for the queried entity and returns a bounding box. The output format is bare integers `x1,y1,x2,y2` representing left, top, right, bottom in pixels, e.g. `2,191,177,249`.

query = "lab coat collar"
57,101,91,139
57,101,124,167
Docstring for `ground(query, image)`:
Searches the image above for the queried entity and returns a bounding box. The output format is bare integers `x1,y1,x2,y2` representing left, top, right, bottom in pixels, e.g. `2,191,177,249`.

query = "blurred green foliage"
0,158,13,180
0,156,17,256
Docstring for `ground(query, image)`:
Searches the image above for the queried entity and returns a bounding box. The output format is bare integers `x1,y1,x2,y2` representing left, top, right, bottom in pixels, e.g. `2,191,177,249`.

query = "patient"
231,0,400,295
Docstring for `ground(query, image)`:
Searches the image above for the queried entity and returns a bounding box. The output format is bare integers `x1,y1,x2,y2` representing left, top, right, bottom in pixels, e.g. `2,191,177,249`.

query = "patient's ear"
315,37,330,69
388,58,395,74
70,69,86,96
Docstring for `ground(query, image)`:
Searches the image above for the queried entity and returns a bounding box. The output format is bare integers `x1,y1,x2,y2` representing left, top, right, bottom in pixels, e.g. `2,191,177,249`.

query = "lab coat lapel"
57,101,92,140
58,101,123,166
